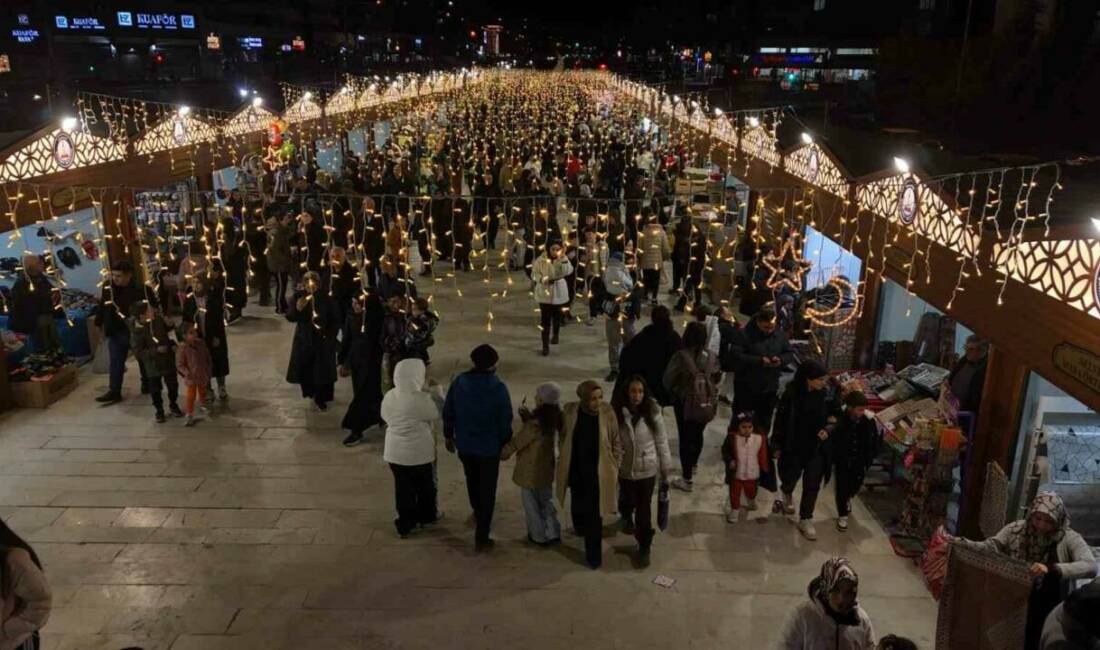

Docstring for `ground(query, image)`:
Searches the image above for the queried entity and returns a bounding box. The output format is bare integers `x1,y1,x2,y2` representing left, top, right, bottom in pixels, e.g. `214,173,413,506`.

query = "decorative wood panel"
222,105,278,138
133,114,219,155
855,173,978,256
993,238,1100,319
0,126,126,181
739,124,781,169
284,95,323,124
785,143,850,198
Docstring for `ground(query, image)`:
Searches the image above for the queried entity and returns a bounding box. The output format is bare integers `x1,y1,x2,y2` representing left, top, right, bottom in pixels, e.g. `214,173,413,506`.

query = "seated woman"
955,491,1098,650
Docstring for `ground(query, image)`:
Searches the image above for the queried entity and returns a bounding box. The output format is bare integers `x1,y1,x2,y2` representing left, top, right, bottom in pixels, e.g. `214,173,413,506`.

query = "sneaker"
218,387,229,402
670,477,694,492
836,516,849,532
95,390,122,404
169,404,184,418
797,519,818,541
421,512,445,528
605,370,618,382
316,402,328,412
343,431,364,447
155,412,166,424
195,407,209,421
781,492,796,515
541,346,549,357
184,415,196,427
726,510,740,524
772,499,785,514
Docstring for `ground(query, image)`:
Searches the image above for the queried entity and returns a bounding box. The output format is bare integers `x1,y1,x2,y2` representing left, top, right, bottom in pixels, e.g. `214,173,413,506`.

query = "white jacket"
703,315,721,358
602,259,634,297
531,254,574,305
733,433,765,481
381,359,443,466
617,406,674,480
775,599,876,650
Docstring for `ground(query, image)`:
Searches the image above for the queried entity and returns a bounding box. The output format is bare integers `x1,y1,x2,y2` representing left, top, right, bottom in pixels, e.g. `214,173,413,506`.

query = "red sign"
291,36,305,51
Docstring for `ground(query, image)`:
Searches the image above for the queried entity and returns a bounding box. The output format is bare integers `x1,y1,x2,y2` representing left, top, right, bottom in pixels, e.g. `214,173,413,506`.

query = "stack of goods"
897,421,965,542
896,363,952,394
7,349,69,382
60,288,98,316
2,329,26,357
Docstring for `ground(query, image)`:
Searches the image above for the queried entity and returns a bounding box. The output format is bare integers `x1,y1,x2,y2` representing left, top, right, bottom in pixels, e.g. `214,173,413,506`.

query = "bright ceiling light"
1092,217,1100,234
178,105,191,116
251,97,263,107
713,107,723,117
801,132,813,144
60,117,78,131
893,156,911,174
303,91,313,101
238,88,248,98
748,116,760,128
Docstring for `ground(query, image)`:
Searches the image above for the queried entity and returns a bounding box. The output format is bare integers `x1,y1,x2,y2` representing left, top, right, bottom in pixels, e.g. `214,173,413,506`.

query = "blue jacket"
443,369,513,457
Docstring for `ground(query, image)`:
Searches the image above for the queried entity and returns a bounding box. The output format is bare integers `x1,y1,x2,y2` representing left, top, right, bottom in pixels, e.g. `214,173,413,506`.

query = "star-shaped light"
762,234,812,293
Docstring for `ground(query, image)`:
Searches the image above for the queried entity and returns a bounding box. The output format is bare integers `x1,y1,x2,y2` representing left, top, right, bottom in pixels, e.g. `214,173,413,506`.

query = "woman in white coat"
381,358,444,538
0,519,51,650
531,240,574,356
776,557,876,650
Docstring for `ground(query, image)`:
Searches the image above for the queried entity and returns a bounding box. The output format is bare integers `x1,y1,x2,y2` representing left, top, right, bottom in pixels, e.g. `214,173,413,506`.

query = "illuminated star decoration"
762,233,812,293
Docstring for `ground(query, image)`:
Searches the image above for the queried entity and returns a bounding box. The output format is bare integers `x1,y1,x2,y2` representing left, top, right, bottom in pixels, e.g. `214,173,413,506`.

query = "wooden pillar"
852,271,883,369
959,344,1031,538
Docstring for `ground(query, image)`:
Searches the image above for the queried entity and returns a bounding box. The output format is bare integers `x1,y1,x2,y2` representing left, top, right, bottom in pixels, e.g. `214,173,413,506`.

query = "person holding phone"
530,240,574,356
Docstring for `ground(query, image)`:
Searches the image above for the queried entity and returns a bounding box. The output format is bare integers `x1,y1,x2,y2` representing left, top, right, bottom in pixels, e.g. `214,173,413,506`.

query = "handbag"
657,481,670,531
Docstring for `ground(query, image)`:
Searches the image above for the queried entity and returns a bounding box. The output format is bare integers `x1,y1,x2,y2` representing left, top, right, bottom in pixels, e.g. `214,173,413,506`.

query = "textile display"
935,541,1031,650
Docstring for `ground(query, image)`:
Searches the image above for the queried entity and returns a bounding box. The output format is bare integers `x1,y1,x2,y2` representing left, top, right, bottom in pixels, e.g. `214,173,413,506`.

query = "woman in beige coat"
501,383,564,546
0,520,51,650
556,380,622,569
637,216,670,306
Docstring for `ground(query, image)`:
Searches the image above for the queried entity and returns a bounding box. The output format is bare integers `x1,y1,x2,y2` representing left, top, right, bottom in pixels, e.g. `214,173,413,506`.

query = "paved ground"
0,264,937,649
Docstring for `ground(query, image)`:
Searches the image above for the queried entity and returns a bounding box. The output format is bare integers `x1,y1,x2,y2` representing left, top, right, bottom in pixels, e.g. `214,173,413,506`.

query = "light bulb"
748,116,760,128
60,116,78,131
893,157,910,174
252,97,263,107
178,105,191,116
238,88,248,98
801,132,813,144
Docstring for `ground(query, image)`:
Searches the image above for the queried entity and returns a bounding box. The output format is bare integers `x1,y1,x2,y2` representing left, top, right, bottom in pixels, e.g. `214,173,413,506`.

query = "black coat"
340,296,385,432
9,274,57,334
948,357,987,413
618,323,684,407
771,386,832,476
323,261,360,321
830,411,880,494
285,291,340,387
183,285,230,378
729,321,795,396
95,281,157,337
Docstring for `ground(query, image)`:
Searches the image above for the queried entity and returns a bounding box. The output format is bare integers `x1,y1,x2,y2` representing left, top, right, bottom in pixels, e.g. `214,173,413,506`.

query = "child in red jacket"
176,322,212,427
720,411,769,523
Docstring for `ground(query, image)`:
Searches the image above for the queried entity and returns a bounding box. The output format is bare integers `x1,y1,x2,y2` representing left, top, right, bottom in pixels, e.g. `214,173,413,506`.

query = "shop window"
875,278,974,370
920,0,936,9
1006,374,1100,542
813,0,826,11
802,226,862,291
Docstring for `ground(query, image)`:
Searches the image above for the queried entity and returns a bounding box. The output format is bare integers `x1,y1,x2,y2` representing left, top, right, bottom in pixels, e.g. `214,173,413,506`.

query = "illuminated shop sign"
55,15,108,30
239,37,263,50
754,53,822,66
116,12,196,30
11,29,40,43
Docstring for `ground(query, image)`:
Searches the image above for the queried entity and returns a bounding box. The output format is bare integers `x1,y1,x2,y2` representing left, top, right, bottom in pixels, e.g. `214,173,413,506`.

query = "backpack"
682,351,717,424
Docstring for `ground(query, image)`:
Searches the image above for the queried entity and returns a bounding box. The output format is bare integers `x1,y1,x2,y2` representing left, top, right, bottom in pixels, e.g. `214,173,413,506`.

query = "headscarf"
536,382,562,406
1017,491,1068,563
809,556,859,600
576,380,601,415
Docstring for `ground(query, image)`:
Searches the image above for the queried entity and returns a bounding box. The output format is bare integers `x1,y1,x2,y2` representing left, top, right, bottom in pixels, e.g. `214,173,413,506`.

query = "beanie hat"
470,344,498,371
536,382,562,406
844,391,869,408
800,359,828,381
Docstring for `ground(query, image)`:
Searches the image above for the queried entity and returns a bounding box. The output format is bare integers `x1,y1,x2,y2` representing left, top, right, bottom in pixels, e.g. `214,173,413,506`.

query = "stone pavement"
0,269,936,649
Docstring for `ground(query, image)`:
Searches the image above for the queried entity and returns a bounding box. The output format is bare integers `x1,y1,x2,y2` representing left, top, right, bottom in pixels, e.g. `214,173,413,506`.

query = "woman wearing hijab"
771,360,834,541
776,557,876,649
955,491,1097,649
0,519,51,650
556,380,622,569
339,293,386,447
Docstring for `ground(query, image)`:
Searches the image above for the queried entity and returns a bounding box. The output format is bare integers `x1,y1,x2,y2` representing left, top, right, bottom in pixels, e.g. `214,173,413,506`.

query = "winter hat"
535,382,562,406
844,391,869,408
470,344,499,371
799,359,828,381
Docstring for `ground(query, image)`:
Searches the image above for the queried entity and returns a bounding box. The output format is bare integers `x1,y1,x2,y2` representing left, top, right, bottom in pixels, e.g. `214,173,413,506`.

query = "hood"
393,358,426,392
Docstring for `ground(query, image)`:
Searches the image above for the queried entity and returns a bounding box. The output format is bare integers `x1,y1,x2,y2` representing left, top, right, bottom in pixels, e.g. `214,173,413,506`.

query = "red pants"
729,479,758,509
184,384,208,415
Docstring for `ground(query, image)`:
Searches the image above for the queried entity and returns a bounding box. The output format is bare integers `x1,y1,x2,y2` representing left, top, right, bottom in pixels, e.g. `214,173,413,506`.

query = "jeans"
539,303,563,348
605,315,636,370
673,402,706,481
642,268,660,300
779,451,827,521
618,477,656,548
107,330,130,392
520,486,561,544
148,374,179,414
389,462,438,535
459,454,501,542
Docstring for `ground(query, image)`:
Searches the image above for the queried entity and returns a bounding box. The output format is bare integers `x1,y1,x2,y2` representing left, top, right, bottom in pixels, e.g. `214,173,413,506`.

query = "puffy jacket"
381,359,443,466
176,340,212,387
129,315,176,379
721,433,769,483
730,320,795,395
443,369,513,457
617,405,673,480
531,254,574,305
501,417,557,489
637,224,670,271
775,598,876,650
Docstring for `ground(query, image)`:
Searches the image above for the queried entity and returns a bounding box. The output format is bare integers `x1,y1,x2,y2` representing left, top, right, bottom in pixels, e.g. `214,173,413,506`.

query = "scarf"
808,557,862,626
576,380,601,415
1016,491,1067,563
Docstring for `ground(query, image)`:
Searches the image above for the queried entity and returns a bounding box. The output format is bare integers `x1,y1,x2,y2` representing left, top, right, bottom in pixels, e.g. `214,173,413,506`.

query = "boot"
637,529,654,568
95,390,122,404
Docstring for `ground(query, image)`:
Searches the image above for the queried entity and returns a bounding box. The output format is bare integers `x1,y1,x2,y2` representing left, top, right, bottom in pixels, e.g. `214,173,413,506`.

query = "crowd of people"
3,74,1091,650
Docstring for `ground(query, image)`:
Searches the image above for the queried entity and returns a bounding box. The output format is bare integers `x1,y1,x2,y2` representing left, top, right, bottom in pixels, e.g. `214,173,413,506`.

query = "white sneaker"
798,519,818,541
837,516,849,532
782,492,796,515
726,510,740,524
195,407,209,421
670,477,694,492
184,415,196,427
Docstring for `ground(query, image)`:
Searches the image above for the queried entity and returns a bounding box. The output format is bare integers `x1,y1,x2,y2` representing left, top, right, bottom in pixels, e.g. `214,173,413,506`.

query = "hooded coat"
381,359,443,466
618,323,684,407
